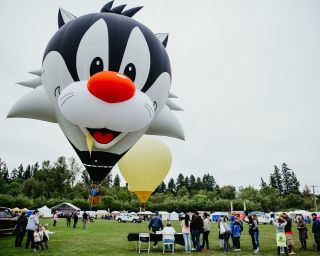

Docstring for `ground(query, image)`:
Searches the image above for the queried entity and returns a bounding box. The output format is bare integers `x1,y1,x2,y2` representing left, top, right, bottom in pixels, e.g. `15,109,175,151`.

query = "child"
274,217,288,255
42,223,54,250
233,218,241,251
33,225,44,252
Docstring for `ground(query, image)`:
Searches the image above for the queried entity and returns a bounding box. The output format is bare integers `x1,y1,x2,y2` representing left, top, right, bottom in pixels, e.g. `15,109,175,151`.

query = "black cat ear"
58,8,76,28
155,33,169,48
100,1,114,13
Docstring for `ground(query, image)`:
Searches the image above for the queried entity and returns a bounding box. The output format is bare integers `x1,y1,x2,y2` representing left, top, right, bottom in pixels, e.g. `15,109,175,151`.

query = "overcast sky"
1,0,320,191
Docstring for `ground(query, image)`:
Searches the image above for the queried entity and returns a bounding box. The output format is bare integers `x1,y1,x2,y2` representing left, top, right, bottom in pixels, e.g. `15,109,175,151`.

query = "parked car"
115,213,141,223
0,207,18,234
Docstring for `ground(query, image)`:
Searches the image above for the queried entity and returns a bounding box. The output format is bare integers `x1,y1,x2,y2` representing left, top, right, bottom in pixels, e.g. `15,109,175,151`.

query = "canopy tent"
38,205,53,218
158,211,170,221
137,211,154,215
96,210,108,219
51,202,80,215
169,211,179,221
210,212,228,221
21,208,29,213
11,207,20,213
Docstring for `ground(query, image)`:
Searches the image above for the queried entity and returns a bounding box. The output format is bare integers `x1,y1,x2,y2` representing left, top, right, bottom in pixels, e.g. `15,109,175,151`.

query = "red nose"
87,71,135,103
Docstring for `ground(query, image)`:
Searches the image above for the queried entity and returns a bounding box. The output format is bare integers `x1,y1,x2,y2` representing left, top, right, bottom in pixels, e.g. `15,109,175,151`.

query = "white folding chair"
162,239,174,254
137,233,150,253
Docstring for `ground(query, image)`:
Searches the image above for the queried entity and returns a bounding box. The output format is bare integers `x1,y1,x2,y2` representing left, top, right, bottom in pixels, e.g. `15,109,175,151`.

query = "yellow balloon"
118,136,172,204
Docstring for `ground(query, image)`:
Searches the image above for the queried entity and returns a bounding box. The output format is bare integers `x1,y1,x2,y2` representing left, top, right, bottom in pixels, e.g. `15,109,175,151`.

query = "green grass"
0,219,318,255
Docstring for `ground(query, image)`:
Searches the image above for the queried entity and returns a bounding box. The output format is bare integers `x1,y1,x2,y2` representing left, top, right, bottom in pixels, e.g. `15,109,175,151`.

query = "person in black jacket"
190,211,203,252
73,212,78,228
15,212,28,247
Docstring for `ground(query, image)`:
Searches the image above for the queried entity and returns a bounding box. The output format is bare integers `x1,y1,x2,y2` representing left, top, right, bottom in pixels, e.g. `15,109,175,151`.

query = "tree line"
0,157,317,212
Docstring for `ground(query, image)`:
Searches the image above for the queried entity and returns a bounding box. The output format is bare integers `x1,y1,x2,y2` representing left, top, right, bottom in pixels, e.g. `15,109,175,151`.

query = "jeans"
254,231,260,249
233,236,240,249
15,229,26,247
202,231,210,250
163,239,174,251
224,231,231,252
183,233,191,252
82,219,87,229
191,230,201,251
25,230,35,249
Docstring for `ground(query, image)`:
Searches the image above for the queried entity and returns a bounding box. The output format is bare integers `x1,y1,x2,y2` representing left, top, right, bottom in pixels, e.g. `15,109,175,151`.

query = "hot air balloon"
7,1,184,188
118,136,172,210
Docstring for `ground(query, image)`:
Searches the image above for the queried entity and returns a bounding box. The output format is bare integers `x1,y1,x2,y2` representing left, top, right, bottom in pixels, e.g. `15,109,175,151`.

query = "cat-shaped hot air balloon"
7,1,184,183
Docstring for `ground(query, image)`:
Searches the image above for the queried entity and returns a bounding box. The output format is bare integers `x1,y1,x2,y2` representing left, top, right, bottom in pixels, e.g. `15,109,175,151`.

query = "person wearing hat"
274,216,288,255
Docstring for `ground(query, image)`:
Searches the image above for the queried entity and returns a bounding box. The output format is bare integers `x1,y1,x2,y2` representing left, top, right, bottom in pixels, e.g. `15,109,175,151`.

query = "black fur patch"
44,12,171,93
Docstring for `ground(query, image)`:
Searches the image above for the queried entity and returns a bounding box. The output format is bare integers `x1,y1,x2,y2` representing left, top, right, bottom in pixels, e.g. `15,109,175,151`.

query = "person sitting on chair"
162,222,176,252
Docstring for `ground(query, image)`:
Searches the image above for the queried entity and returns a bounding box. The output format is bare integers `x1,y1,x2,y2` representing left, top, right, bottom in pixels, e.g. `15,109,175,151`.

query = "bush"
0,194,15,208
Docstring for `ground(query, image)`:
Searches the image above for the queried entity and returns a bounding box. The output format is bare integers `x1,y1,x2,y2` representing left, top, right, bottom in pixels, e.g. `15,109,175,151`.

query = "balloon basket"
88,195,101,206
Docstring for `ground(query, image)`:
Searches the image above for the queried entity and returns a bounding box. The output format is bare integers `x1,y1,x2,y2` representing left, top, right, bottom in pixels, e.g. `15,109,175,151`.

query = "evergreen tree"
270,165,283,195
189,175,196,191
167,178,176,195
282,163,291,195
195,177,203,191
184,176,190,191
17,164,24,179
23,165,32,180
10,168,19,181
102,173,113,187
202,174,216,191
113,174,121,187
31,162,39,177
260,177,267,188
156,181,166,193
176,173,185,191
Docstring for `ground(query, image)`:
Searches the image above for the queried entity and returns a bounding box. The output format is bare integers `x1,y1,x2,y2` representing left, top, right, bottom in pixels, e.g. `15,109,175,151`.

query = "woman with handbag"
219,217,231,253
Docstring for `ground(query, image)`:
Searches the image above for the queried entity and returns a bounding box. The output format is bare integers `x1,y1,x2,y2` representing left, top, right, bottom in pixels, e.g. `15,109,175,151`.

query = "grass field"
0,219,318,256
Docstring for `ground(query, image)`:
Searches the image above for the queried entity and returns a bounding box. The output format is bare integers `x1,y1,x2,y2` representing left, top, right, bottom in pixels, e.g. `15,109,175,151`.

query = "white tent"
38,205,53,218
96,210,108,218
158,211,170,221
51,202,81,213
169,211,179,221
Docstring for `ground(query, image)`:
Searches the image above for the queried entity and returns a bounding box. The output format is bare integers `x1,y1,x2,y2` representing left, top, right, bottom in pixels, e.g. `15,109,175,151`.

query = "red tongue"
93,131,114,144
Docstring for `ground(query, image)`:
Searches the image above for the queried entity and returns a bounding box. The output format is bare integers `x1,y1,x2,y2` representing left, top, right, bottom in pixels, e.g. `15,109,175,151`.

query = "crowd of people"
13,209,92,252
14,210,54,252
11,208,320,254
148,211,320,254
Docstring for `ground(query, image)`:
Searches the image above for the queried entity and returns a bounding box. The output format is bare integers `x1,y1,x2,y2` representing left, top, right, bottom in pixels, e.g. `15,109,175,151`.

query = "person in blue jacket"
148,212,163,248
312,213,320,251
229,215,235,248
232,218,241,251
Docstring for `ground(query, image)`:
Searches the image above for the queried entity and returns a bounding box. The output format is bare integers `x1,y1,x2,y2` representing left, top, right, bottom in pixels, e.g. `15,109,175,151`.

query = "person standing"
15,212,28,247
233,218,241,251
201,212,210,251
73,212,79,228
148,212,163,248
283,213,296,255
248,215,257,251
274,216,288,255
190,211,203,252
181,214,191,253
219,217,231,253
25,210,39,249
53,211,58,227
229,215,235,248
312,213,320,251
82,211,88,229
251,214,260,253
66,212,72,227
296,215,308,249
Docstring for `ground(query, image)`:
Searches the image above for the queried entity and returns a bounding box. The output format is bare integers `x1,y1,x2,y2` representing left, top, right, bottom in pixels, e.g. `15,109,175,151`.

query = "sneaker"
33,248,37,252
254,248,260,253
153,245,158,248
191,248,196,251
289,252,296,255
